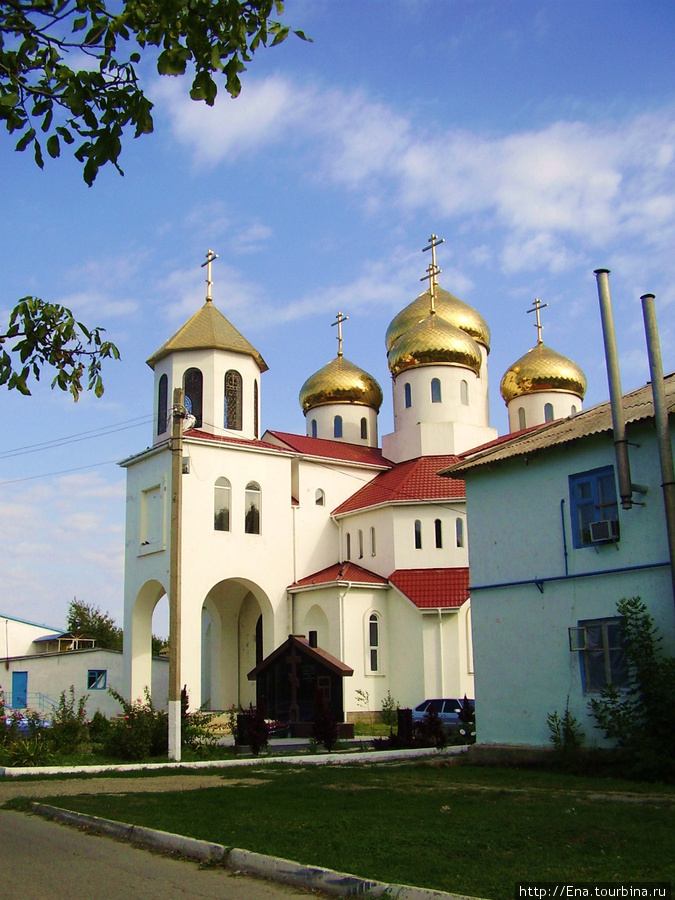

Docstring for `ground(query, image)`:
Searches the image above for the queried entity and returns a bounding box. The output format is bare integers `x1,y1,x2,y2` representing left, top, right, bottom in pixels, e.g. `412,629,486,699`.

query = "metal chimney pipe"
641,293,675,609
594,269,634,509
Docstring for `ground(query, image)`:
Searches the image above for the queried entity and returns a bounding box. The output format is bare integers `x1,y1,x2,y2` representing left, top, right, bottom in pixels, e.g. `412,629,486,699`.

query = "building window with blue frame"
414,519,422,549
569,617,627,693
311,419,317,438
569,466,619,548
404,382,412,408
431,377,442,403
360,417,368,440
87,669,107,690
334,415,343,438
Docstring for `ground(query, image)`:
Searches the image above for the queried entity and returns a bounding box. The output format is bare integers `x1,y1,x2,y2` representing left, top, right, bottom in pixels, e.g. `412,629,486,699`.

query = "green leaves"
0,296,121,401
1,0,309,183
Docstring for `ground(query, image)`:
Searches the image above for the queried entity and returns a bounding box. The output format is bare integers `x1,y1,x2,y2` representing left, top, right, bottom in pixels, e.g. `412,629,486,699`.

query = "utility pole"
168,387,185,760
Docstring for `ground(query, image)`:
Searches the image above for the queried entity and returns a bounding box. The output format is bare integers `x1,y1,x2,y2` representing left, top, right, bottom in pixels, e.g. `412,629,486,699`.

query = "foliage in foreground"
588,595,675,781
1,0,309,185
0,298,119,399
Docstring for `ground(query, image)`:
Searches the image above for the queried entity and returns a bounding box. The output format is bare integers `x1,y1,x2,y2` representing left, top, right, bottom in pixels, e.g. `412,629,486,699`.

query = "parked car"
411,698,475,729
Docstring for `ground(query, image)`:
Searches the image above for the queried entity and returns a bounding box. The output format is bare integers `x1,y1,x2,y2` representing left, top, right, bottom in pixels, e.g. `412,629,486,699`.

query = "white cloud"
156,75,675,276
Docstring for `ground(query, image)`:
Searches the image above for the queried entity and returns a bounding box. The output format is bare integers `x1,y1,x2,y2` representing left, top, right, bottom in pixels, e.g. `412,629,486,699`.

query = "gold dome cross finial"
332,311,349,358
201,249,219,302
527,297,549,345
421,233,445,315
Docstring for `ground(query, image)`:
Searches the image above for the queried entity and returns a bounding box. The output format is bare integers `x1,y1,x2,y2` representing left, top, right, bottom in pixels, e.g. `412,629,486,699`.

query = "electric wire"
0,459,122,486
0,415,153,460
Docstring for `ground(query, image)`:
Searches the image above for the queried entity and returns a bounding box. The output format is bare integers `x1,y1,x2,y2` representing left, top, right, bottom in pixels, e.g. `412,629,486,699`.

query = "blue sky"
1,0,673,636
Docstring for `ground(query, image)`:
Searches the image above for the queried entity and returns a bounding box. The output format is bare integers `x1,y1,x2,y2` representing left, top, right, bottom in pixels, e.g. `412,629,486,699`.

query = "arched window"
460,380,469,406
435,518,443,549
544,402,554,423
431,378,442,403
311,419,317,438
360,417,368,440
346,532,351,560
244,482,261,534
157,374,168,435
370,526,376,556
358,529,364,559
253,380,259,439
224,370,242,430
414,519,422,549
255,614,263,665
214,477,231,531
456,517,464,548
183,368,203,428
571,404,577,415
404,383,412,408
369,613,380,672
334,415,343,438
518,407,527,430
315,489,325,506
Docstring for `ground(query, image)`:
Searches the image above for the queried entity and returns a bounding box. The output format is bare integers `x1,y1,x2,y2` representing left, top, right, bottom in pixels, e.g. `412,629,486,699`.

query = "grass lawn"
9,759,675,900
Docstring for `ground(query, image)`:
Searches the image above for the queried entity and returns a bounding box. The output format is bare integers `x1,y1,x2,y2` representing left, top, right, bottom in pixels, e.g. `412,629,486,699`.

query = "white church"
120,236,587,723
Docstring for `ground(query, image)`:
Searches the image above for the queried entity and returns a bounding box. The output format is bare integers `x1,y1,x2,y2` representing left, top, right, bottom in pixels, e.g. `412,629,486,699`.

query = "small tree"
49,686,89,754
312,689,338,752
588,596,675,779
67,599,123,651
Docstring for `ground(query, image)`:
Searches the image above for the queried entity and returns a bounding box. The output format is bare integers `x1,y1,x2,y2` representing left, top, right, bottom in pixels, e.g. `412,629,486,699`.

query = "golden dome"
299,355,383,413
387,313,482,377
500,343,587,403
385,285,491,353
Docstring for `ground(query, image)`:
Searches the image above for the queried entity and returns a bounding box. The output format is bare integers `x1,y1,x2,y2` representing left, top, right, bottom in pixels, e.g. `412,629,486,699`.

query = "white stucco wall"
3,649,169,719
0,616,59,658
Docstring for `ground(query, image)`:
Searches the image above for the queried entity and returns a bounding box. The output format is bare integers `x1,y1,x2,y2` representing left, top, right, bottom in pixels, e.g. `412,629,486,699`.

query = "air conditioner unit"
589,519,620,543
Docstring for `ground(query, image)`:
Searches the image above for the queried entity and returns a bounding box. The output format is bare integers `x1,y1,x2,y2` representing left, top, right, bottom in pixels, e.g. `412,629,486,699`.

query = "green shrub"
48,686,89,753
588,596,675,781
6,736,55,767
88,710,111,743
380,690,399,729
104,687,168,761
180,687,219,756
547,700,585,753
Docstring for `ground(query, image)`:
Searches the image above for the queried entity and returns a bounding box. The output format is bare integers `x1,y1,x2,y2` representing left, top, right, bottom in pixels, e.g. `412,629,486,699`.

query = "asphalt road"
0,810,312,900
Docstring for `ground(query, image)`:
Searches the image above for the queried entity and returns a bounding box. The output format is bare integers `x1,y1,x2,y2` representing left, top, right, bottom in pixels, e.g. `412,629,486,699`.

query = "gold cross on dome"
422,233,445,315
527,297,549,345
332,311,349,358
201,249,219,301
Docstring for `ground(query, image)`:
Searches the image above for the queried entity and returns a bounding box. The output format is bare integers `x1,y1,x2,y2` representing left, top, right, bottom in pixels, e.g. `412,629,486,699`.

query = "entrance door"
12,671,28,708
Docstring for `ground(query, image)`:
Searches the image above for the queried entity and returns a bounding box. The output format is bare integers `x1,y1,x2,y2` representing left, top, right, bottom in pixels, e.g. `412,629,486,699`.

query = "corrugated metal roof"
332,455,465,515
265,431,392,467
389,568,470,608
147,301,268,371
443,373,675,476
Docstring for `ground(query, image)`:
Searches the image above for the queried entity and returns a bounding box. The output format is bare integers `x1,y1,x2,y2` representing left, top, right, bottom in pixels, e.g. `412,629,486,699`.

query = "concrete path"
0,809,313,900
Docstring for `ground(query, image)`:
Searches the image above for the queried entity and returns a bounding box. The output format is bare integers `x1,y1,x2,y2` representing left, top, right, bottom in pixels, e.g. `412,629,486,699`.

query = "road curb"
31,802,480,900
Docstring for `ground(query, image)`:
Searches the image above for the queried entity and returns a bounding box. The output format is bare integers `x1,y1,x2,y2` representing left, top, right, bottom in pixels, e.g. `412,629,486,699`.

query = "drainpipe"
594,269,642,509
641,294,675,610
438,610,445,697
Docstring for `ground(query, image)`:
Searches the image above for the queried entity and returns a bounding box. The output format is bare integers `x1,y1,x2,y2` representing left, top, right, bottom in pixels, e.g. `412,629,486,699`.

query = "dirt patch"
0,775,269,802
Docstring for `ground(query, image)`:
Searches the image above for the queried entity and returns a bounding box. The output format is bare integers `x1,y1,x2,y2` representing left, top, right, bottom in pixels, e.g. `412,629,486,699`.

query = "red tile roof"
290,563,469,609
291,562,389,589
332,455,465,515
265,431,392,467
389,568,470,608
184,429,285,452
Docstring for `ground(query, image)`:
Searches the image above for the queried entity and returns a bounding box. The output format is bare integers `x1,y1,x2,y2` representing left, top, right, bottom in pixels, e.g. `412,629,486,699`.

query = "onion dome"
386,285,491,353
500,343,587,403
299,356,383,413
387,313,482,378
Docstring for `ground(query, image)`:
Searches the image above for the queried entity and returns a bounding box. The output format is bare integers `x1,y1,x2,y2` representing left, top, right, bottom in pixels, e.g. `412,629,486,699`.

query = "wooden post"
168,387,185,760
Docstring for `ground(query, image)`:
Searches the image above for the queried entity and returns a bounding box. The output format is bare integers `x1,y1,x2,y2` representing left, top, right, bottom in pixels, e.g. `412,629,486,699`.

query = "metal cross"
201,249,219,301
332,311,349,358
527,298,549,345
422,233,444,314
